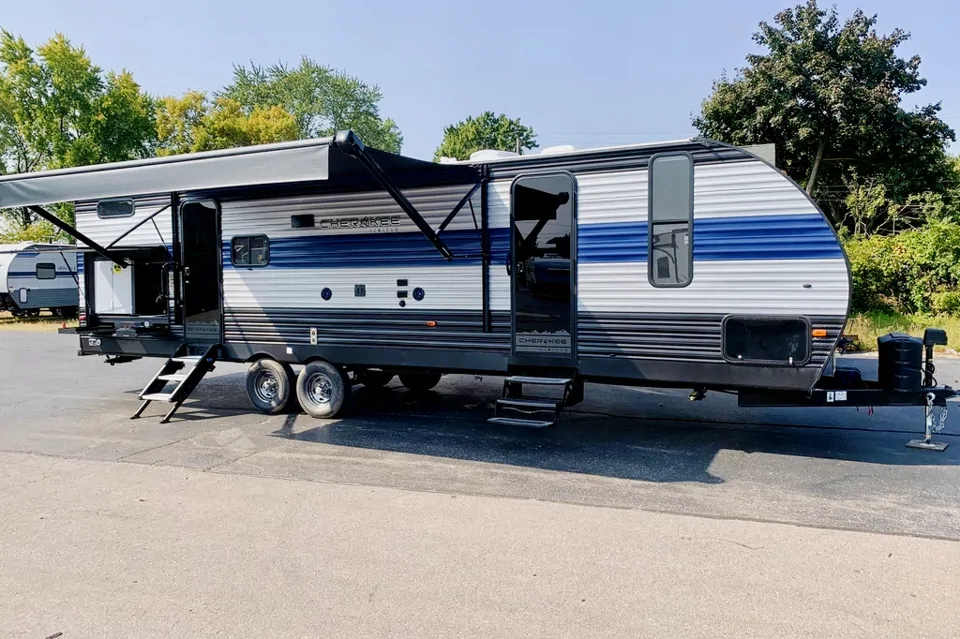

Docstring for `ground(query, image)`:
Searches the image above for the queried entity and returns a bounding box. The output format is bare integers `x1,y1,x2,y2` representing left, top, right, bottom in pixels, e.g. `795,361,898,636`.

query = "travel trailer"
0,131,951,449
0,242,78,318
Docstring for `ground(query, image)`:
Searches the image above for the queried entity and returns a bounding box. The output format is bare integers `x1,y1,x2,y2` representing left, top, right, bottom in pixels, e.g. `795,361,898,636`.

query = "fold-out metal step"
488,374,581,428
131,343,219,424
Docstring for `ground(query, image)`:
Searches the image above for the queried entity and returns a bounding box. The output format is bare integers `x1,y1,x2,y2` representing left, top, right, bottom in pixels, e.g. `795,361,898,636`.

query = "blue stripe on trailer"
220,213,843,270
578,213,843,263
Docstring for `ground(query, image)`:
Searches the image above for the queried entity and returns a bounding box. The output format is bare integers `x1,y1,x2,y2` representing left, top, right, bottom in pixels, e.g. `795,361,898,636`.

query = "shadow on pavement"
251,380,960,486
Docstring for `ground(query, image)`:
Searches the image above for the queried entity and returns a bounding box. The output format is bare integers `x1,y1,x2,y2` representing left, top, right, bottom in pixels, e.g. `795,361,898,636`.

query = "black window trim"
35,262,57,280
647,151,694,289
230,234,271,268
97,197,136,219
721,314,813,367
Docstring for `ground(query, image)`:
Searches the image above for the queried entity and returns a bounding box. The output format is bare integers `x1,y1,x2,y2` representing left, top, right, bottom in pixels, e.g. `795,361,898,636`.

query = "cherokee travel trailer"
0,131,952,449
0,242,78,318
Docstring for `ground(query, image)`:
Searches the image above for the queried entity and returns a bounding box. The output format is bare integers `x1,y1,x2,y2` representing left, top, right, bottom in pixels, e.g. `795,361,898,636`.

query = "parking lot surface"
1,331,958,637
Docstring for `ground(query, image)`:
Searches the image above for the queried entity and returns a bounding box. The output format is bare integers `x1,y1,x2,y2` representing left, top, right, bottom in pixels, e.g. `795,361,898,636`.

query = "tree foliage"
220,57,402,153
0,30,155,229
156,92,298,155
693,1,955,226
434,111,537,161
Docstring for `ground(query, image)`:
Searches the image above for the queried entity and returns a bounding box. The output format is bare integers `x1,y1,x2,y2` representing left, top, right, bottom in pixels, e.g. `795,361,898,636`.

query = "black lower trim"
739,387,957,408
578,356,822,392
79,335,181,358
223,342,509,374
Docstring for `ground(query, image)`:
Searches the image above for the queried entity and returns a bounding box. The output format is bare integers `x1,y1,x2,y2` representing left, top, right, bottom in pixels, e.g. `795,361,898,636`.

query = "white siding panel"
578,259,850,316
75,196,173,248
223,265,482,311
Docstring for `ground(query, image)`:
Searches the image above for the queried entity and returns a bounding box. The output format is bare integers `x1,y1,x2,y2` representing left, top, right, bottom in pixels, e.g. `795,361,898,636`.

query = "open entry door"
510,173,577,360
179,200,222,344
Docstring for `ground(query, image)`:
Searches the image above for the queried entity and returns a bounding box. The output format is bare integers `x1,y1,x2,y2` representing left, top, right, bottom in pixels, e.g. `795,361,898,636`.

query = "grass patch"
846,312,960,352
0,311,78,332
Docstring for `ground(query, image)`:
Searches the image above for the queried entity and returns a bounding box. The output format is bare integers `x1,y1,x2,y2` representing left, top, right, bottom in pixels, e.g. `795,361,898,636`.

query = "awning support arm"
106,203,171,249
333,131,454,261
437,181,483,234
28,205,126,267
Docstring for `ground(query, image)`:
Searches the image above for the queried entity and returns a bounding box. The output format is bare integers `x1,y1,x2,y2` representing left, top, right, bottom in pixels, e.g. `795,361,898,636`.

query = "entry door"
510,173,577,359
180,200,222,344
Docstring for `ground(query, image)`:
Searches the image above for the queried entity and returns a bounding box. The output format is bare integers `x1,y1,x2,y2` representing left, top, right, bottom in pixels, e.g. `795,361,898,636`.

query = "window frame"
35,262,57,280
647,151,694,289
721,314,813,367
97,198,136,219
230,235,271,268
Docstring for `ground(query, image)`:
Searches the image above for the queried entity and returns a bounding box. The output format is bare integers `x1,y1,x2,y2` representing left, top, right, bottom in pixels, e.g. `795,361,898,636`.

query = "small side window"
648,153,693,287
231,235,269,267
36,263,57,280
722,316,811,365
97,198,135,219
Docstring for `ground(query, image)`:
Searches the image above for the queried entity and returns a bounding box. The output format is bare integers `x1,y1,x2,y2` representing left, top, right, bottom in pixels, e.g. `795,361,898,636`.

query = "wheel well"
245,352,278,364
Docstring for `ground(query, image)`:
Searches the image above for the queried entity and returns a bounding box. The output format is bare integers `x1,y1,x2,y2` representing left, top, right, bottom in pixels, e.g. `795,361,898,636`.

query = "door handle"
506,261,511,275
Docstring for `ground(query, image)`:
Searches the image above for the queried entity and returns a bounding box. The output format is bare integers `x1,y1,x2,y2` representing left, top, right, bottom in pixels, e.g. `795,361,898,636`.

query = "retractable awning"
0,131,482,261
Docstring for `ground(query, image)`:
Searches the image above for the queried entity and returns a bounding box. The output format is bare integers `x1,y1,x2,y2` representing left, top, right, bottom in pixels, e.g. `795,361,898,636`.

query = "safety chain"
936,401,949,434
926,393,949,434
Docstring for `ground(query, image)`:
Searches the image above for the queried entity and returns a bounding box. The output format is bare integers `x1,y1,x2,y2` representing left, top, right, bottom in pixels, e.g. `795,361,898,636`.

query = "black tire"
357,369,394,388
297,360,349,418
245,359,295,414
398,371,442,392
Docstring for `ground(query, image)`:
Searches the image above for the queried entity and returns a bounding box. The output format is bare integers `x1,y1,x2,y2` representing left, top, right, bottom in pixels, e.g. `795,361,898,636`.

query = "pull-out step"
131,344,219,423
488,374,581,428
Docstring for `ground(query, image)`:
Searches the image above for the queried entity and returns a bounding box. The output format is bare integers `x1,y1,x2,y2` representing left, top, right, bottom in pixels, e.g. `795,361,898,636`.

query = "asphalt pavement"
1,331,958,637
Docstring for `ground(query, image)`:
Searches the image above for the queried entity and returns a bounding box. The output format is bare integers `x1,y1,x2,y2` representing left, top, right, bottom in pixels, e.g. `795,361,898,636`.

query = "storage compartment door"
93,260,135,314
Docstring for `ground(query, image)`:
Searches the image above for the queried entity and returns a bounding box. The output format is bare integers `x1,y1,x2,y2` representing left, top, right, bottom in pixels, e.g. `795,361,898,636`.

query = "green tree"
434,111,537,161
693,1,955,225
221,57,402,153
155,92,299,156
0,30,156,229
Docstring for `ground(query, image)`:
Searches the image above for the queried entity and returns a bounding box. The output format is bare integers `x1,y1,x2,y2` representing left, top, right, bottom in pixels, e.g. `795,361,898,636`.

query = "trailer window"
648,153,693,288
97,198,135,218
36,263,57,280
722,316,811,365
231,235,269,267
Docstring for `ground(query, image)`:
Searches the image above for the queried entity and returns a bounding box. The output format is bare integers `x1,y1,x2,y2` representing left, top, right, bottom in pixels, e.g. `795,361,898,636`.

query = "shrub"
931,291,960,315
844,221,960,314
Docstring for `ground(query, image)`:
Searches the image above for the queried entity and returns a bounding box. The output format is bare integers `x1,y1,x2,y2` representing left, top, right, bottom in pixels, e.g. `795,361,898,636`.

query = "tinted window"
231,236,269,267
723,317,810,364
648,154,693,287
97,199,135,218
650,223,690,286
651,155,692,222
36,263,57,280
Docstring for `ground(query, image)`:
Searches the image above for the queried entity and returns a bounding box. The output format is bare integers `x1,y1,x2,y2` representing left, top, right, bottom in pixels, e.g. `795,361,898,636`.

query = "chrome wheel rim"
306,373,333,405
253,370,280,403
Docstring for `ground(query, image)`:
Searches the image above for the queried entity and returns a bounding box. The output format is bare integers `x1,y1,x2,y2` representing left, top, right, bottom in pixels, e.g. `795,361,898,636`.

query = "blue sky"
5,0,959,159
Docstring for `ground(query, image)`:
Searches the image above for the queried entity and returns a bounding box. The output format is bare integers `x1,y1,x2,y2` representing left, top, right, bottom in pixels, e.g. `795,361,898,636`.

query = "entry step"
140,392,174,401
505,376,572,386
158,374,187,382
496,398,561,413
488,417,554,428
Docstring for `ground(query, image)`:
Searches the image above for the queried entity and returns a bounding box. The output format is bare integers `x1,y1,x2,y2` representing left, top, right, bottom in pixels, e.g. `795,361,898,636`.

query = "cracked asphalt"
1,331,958,638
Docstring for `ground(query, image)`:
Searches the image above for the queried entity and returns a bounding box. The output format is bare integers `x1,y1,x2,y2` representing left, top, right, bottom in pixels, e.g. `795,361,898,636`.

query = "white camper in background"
0,242,78,318
0,130,951,450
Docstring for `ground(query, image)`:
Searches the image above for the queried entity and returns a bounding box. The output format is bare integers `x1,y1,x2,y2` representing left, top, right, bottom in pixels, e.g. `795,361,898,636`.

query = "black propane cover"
877,332,923,392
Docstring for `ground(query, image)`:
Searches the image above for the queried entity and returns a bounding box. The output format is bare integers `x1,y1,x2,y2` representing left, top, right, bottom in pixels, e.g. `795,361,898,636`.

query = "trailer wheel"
357,369,394,388
398,371,442,392
297,360,349,418
246,359,295,414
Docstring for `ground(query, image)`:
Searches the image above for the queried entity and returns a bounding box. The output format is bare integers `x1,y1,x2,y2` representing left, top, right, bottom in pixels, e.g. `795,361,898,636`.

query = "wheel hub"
253,371,279,402
308,373,333,404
